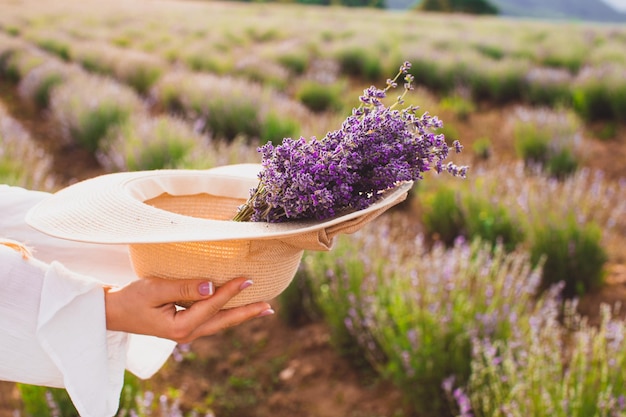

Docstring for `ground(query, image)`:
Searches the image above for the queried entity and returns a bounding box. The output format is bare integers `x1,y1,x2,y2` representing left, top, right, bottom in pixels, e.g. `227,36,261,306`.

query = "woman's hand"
104,277,274,344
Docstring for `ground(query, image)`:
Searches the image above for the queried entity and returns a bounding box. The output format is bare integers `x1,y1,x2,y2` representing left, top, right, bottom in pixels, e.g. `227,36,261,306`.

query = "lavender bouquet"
233,62,468,223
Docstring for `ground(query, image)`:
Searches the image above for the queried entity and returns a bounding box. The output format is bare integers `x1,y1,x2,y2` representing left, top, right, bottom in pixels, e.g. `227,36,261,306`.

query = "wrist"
103,286,123,331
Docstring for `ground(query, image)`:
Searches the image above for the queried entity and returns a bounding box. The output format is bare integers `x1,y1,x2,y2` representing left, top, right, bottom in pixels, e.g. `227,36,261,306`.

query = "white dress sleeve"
0,185,176,417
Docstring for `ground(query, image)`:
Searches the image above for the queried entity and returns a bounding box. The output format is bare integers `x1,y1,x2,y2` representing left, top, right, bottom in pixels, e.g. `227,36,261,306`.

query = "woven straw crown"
26,164,412,308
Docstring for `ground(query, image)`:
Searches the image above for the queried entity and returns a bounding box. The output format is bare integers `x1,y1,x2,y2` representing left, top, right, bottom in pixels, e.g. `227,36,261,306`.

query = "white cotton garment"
0,185,176,417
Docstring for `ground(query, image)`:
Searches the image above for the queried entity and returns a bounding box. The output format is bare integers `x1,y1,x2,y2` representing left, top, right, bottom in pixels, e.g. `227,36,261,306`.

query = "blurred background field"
0,0,625,416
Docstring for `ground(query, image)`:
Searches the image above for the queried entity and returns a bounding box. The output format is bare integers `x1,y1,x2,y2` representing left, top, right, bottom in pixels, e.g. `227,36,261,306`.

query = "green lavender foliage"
300,216,542,417
0,103,54,190
416,162,624,296
295,80,344,113
50,74,143,153
512,107,581,179
459,301,626,417
98,115,206,172
529,215,607,297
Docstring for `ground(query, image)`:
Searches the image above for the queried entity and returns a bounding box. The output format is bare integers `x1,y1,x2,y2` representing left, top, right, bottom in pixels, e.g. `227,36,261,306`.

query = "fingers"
192,277,253,311
168,277,274,343
105,276,274,341
147,278,215,306
178,301,273,343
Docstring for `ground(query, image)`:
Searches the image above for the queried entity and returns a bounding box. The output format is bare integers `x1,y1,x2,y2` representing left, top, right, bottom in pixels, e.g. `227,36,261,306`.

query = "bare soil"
1,81,625,416
154,312,409,417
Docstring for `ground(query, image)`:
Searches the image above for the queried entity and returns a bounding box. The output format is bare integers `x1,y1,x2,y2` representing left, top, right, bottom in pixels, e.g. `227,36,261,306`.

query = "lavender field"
1,0,626,415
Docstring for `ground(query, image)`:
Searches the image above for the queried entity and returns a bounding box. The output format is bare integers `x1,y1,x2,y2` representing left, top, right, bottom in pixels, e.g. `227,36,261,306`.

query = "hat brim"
26,164,413,245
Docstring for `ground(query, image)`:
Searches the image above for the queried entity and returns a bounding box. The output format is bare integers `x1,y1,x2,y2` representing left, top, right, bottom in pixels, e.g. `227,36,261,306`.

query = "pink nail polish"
258,309,275,317
199,282,214,296
239,280,253,290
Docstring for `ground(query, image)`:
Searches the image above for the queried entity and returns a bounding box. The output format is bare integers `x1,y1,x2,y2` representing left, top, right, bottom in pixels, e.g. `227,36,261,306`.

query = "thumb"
148,278,215,305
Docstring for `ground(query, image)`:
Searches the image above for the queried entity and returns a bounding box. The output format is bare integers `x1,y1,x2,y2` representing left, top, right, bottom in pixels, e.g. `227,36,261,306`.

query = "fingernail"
198,282,214,296
239,279,253,291
258,308,275,317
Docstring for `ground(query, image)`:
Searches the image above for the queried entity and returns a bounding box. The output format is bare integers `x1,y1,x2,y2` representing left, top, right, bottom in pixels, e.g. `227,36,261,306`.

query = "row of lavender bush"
0,101,55,190
415,159,625,297
289,214,626,417
2,1,626,122
10,25,598,190
0,28,326,162
0,33,265,177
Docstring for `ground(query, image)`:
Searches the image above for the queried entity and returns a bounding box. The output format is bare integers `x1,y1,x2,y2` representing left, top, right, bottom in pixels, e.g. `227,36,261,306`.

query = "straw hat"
26,164,412,308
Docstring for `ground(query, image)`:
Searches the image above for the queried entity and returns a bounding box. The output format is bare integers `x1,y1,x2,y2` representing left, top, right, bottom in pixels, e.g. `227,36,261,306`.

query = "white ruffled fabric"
0,185,176,417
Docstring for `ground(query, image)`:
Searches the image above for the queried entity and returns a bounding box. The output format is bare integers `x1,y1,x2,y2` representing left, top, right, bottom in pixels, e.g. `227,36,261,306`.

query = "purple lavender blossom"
453,387,474,417
234,62,468,223
442,375,456,394
45,391,61,417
